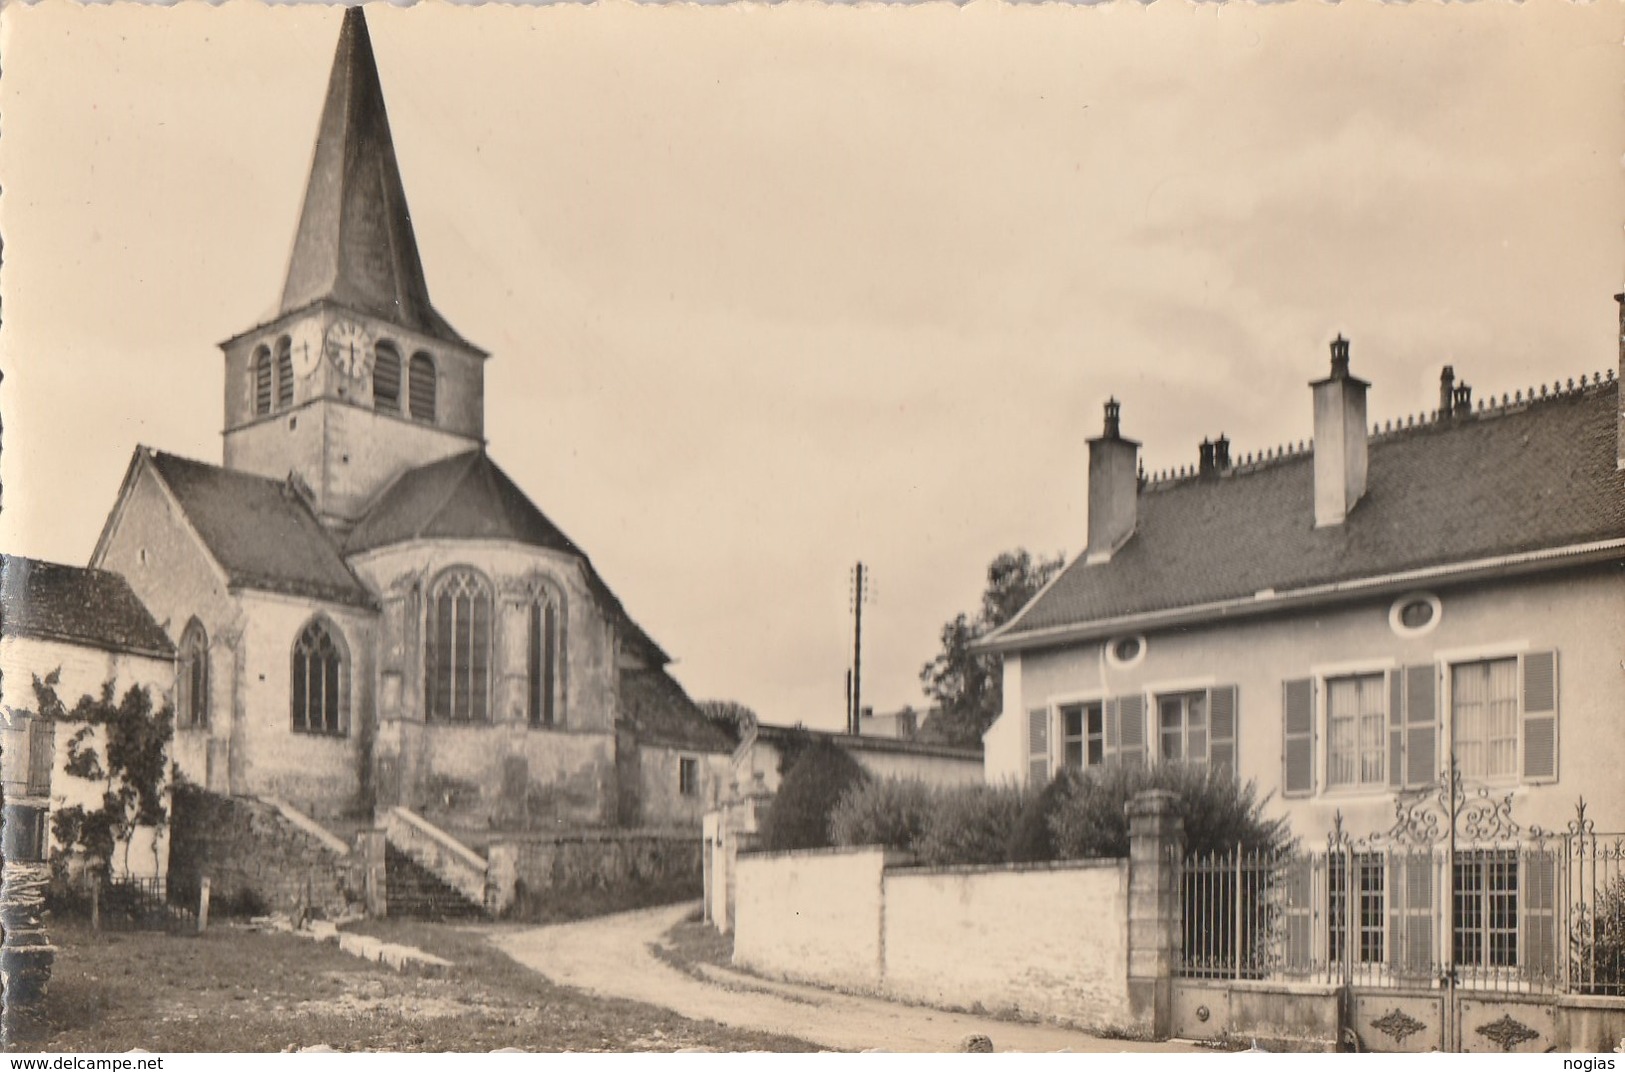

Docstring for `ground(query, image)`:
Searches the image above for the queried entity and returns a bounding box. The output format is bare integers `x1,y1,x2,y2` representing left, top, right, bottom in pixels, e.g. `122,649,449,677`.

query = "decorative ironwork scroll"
1370,1008,1427,1044
1475,1014,1541,1052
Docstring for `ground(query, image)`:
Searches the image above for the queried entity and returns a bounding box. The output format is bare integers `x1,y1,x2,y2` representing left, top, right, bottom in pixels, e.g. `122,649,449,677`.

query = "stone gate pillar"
1126,788,1184,1038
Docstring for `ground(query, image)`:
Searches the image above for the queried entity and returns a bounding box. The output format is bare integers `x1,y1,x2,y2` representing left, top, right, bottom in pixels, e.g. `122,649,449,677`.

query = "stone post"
1125,788,1184,1038
356,829,388,919
485,841,518,916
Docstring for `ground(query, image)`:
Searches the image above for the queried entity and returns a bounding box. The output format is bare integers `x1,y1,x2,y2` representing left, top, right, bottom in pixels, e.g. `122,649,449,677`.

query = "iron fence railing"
1178,825,1625,997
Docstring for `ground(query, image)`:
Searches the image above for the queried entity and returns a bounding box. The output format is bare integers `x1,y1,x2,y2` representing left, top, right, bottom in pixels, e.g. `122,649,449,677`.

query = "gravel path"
493,902,1204,1054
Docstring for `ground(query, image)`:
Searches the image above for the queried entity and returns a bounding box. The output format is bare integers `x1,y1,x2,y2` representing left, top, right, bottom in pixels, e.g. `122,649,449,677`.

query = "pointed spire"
280,7,465,344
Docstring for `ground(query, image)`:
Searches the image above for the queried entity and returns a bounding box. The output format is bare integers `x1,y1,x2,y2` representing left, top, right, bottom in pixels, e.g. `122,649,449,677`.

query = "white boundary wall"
733,845,1135,1031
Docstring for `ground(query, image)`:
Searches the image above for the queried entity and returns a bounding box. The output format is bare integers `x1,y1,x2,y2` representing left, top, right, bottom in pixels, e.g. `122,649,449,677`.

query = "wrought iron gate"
1178,765,1623,1051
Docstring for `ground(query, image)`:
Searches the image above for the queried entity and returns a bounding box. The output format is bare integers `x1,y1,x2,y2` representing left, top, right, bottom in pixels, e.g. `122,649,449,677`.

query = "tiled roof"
619,668,733,754
347,449,668,664
1,556,174,659
346,450,583,556
146,451,375,609
751,722,984,761
998,379,1625,644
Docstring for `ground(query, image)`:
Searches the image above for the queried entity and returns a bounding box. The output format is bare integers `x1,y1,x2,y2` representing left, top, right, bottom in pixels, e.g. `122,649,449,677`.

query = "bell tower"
221,7,487,528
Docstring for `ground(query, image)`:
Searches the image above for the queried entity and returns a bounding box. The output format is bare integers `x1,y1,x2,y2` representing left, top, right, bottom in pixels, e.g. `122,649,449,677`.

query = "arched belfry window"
253,345,273,417
373,341,402,414
275,335,294,409
426,568,491,722
178,619,209,729
524,586,565,728
292,618,348,736
408,352,436,423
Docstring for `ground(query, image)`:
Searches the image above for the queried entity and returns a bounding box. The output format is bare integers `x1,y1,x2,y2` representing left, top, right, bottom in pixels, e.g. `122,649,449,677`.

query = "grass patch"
649,910,736,976
15,917,815,1052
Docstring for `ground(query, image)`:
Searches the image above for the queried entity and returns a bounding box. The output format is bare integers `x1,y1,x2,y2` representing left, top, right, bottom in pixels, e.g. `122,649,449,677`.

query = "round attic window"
1107,635,1146,669
1390,593,1442,637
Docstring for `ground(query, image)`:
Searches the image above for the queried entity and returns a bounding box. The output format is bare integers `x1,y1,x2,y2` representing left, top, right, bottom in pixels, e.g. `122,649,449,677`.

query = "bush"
1578,873,1625,995
1049,762,1290,859
829,778,933,853
1007,775,1072,863
830,779,1035,867
914,784,1029,867
758,740,869,853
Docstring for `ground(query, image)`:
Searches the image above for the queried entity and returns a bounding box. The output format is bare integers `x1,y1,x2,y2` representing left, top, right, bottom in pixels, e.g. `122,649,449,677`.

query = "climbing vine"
25,670,174,878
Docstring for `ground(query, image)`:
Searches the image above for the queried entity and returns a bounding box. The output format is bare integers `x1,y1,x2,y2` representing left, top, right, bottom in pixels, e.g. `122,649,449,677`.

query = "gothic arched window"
426,568,491,722
291,618,348,736
408,352,436,423
373,341,402,414
526,593,563,728
253,345,273,417
275,335,294,409
178,619,209,729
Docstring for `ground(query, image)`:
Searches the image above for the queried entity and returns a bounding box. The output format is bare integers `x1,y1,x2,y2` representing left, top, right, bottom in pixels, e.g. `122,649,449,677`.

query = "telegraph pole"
849,562,868,735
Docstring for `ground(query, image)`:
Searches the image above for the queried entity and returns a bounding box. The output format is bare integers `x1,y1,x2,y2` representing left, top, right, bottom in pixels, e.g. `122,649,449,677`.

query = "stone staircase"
384,843,484,920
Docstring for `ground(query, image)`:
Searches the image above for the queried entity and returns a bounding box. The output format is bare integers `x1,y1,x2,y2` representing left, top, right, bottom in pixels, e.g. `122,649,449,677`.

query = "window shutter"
1027,708,1050,783
1208,685,1238,774
1388,851,1434,977
1103,698,1121,763
1282,678,1314,797
1117,694,1147,766
1522,849,1559,982
1403,664,1437,789
1387,670,1405,790
26,717,55,798
1280,855,1314,974
1520,650,1558,784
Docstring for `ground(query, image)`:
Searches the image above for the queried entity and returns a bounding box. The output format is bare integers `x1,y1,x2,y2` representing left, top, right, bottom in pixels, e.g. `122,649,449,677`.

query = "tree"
918,548,1064,747
757,739,869,853
697,699,758,743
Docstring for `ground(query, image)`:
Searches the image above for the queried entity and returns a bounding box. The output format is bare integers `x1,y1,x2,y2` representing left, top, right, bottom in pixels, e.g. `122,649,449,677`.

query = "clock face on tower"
325,319,374,379
290,320,323,378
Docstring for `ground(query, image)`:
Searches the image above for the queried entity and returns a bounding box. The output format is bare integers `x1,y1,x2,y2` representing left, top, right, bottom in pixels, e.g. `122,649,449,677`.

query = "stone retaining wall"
167,785,366,919
487,828,700,920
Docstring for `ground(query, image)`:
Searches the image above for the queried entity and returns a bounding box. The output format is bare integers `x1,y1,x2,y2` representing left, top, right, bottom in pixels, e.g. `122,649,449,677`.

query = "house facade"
980,326,1625,843
85,8,728,843
0,556,176,879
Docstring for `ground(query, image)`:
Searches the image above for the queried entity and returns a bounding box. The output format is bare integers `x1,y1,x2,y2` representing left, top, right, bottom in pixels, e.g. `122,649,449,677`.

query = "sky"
1,0,1621,732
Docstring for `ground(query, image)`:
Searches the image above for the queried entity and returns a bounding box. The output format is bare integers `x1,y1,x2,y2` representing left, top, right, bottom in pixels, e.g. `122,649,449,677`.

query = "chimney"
1439,365,1456,417
1198,438,1217,477
1214,434,1231,471
1616,293,1624,471
1310,336,1370,527
1086,398,1140,562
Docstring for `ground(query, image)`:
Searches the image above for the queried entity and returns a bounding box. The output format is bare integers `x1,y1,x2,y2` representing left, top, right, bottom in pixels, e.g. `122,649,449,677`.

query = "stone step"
384,843,484,920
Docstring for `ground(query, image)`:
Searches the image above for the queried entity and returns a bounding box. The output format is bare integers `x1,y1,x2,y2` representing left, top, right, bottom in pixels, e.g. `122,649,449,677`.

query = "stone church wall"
167,784,366,919
92,459,242,790
353,543,625,829
233,592,376,820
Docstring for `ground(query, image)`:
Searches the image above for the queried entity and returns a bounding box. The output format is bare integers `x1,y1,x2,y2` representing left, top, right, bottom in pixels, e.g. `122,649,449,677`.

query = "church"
87,7,731,843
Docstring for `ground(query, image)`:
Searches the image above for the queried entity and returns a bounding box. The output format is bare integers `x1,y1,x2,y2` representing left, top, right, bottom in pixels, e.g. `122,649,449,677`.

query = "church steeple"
221,6,487,529
280,6,463,345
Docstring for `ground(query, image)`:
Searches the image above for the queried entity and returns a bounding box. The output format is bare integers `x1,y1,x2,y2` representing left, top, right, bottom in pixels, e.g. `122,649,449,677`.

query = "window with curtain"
178,618,209,729
291,618,347,735
1327,673,1386,788
1452,659,1519,780
426,568,491,722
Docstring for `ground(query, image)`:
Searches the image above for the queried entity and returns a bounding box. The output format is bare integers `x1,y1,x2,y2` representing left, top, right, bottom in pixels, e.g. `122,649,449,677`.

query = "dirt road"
493,902,1203,1053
